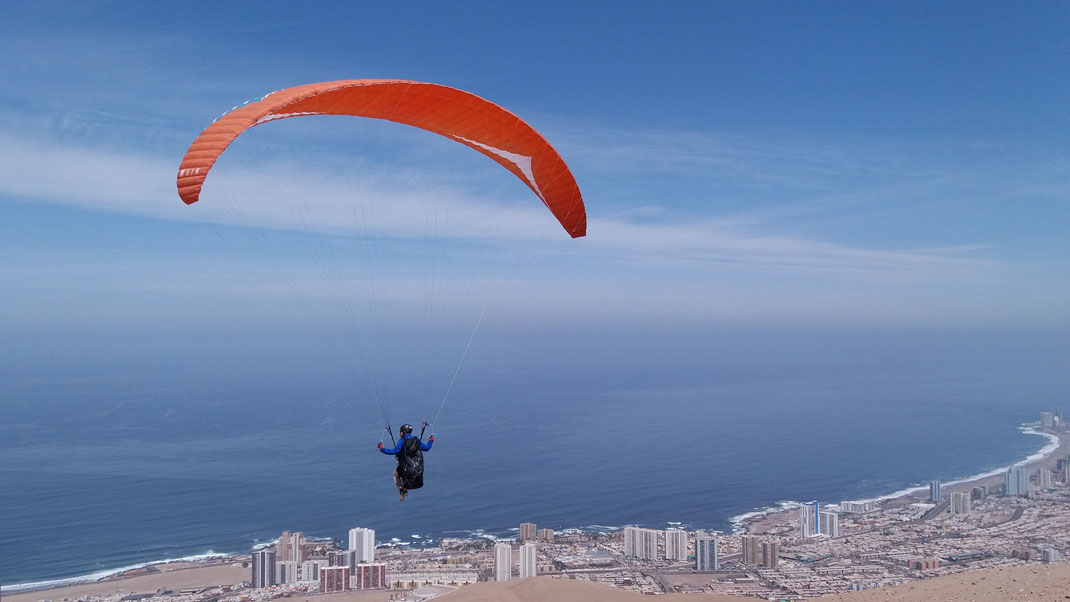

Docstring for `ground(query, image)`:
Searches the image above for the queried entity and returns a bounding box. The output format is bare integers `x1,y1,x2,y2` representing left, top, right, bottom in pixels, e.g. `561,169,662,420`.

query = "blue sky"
2,1,1068,359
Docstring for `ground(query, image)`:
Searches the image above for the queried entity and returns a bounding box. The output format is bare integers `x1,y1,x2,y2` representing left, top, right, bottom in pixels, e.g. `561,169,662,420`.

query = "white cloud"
0,128,1012,289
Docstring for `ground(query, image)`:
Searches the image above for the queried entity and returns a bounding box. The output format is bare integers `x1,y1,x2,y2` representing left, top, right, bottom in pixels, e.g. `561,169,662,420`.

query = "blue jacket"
380,433,433,455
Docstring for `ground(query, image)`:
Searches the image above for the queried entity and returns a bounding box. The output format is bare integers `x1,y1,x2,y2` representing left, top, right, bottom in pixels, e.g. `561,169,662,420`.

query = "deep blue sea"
2,327,1067,589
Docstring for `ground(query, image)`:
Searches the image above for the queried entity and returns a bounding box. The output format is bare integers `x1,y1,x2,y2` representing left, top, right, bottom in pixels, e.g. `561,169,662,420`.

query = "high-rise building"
348,551,364,572
623,527,659,560
300,560,326,583
1005,468,1029,496
519,543,537,578
1037,468,1052,490
929,481,941,502
519,522,537,543
277,531,306,563
741,536,761,565
319,566,349,593
839,501,874,514
971,486,987,501
798,503,820,538
348,527,376,563
252,549,277,588
327,550,349,566
351,563,386,589
761,540,778,569
276,560,300,584
665,529,688,561
1040,412,1055,428
536,528,554,542
1064,465,1070,484
494,543,512,582
1042,548,1061,563
818,512,839,538
950,491,970,514
695,534,718,571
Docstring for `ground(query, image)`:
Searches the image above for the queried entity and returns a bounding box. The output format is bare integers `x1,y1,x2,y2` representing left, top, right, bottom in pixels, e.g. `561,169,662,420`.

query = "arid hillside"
440,563,1070,601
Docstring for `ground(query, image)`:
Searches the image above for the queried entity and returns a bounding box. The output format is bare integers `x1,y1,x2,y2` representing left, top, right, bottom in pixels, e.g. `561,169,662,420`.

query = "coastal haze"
3,2,1070,601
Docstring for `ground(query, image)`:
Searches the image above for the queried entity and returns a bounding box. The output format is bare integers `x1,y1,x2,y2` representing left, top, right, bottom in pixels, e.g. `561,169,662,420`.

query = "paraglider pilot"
379,424,433,502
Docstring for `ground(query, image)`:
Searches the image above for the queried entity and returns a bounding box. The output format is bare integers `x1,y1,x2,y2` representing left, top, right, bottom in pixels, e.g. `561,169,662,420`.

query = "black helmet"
400,424,413,435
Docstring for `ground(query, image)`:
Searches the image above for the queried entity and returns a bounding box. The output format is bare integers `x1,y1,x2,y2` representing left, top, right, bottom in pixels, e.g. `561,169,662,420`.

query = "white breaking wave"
729,501,805,534
1,551,230,593
853,425,1060,504
730,424,1062,533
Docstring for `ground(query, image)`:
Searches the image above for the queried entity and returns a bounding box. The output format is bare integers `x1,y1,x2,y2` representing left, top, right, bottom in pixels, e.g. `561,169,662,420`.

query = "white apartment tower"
818,512,839,538
929,480,941,502
623,527,659,560
494,542,512,582
1005,468,1029,496
300,559,326,583
252,549,277,588
348,527,376,563
950,491,970,514
695,534,718,571
839,501,874,514
664,529,688,561
276,560,300,584
519,543,537,578
798,503,820,538
1037,468,1052,490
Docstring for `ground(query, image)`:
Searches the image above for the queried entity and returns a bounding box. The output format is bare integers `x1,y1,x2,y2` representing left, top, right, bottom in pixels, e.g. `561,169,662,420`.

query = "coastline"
2,559,251,602
4,426,1065,599
739,425,1070,536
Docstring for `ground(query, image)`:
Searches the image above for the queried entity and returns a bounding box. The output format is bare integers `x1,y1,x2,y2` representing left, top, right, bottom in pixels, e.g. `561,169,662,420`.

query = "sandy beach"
4,561,251,602
744,428,1070,536
437,566,1070,602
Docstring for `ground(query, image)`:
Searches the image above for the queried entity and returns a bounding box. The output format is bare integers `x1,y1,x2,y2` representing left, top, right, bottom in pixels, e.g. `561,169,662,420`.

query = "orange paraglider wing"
176,79,585,238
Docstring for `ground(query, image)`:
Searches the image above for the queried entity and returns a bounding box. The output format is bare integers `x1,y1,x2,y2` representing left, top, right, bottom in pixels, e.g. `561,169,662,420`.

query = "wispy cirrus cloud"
0,125,1017,288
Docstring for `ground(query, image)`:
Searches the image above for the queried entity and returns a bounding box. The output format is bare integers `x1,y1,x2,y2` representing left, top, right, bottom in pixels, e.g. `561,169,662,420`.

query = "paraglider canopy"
175,79,587,441
177,79,586,238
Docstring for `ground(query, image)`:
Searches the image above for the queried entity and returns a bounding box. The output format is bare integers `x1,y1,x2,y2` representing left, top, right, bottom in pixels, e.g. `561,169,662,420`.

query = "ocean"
2,327,1067,590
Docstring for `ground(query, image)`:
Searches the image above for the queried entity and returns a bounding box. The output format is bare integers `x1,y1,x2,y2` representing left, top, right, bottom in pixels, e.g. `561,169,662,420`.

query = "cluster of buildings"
1004,463,1067,495
250,528,385,592
78,411,1062,602
797,502,839,538
1040,412,1065,430
617,526,780,572
492,541,537,581
489,522,553,581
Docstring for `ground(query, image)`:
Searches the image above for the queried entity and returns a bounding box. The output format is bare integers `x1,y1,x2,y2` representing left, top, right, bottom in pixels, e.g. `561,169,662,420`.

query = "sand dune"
437,577,742,601
440,565,1070,601
815,562,1070,601
10,562,1069,602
